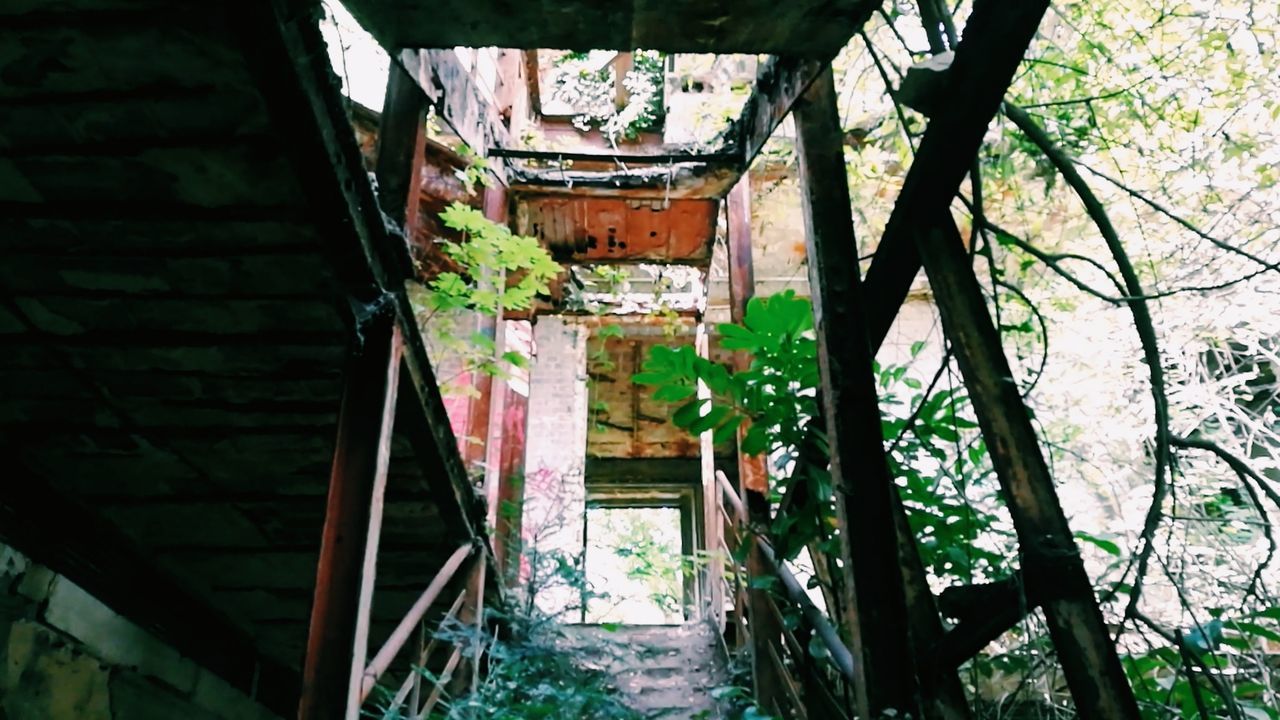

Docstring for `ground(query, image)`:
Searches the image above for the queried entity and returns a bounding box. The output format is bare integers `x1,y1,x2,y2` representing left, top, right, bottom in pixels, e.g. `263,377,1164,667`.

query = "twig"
1171,434,1280,600
1004,102,1172,623
1080,164,1280,277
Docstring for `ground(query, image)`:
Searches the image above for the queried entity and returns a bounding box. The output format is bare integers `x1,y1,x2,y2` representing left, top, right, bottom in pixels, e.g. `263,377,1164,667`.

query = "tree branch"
1004,102,1172,623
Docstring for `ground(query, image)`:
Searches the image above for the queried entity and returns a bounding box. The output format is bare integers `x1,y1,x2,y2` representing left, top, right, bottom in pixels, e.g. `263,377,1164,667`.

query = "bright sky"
318,1,389,111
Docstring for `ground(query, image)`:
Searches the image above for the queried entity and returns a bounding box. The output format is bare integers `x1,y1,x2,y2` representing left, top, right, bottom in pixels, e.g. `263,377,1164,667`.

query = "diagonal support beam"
853,0,1138,715
860,0,1046,352
917,217,1140,719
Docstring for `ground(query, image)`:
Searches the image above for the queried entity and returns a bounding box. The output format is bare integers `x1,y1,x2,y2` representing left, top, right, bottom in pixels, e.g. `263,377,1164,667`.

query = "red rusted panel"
516,196,717,263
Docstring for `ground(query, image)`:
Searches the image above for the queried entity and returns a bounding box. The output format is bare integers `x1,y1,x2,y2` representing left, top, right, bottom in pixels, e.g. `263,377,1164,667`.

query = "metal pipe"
756,537,857,683
361,543,475,700
487,146,740,165
716,470,747,523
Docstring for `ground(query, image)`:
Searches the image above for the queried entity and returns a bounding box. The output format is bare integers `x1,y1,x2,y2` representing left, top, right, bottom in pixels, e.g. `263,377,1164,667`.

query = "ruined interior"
2,1,1278,719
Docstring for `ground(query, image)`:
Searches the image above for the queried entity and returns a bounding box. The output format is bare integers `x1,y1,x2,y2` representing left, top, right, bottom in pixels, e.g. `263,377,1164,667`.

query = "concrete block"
192,667,282,720
2,620,112,720
42,576,199,694
109,672,220,720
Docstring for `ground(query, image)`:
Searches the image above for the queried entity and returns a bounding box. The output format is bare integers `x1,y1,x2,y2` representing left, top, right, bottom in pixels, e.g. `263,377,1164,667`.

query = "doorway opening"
583,506,685,624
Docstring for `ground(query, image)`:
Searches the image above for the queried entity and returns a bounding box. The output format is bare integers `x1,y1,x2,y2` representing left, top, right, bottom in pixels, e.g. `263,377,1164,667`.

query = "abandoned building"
3,0,1279,719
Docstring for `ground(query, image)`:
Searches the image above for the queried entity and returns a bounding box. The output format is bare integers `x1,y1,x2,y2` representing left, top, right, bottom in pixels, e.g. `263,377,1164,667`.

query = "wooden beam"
523,51,541,118
721,167,783,708
0,468,300,718
726,176,754,323
916,217,1140,720
732,57,828,170
492,378,529,585
471,186,507,481
374,64,429,236
794,66,920,720
398,49,510,184
298,315,403,720
859,0,1049,352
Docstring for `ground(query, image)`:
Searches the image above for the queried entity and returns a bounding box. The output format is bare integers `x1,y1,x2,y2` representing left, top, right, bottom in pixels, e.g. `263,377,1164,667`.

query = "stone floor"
560,622,732,720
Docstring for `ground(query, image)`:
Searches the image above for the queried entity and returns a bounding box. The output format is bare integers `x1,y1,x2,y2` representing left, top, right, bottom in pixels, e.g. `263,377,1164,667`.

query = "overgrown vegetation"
410,152,560,405
636,287,1280,717
549,50,666,141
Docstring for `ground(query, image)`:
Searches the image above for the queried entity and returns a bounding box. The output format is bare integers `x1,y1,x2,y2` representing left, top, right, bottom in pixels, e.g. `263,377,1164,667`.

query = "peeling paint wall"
0,543,279,720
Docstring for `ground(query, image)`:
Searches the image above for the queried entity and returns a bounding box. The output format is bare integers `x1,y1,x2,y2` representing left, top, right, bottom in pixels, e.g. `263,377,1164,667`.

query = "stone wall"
0,542,279,720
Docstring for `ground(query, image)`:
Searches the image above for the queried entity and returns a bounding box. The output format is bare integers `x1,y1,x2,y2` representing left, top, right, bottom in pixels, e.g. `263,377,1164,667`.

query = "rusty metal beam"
794,66,923,720
917,217,1140,720
298,315,403,720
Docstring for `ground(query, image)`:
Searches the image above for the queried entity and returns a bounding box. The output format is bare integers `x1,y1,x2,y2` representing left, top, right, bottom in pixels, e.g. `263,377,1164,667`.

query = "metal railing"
358,542,487,718
714,470,856,720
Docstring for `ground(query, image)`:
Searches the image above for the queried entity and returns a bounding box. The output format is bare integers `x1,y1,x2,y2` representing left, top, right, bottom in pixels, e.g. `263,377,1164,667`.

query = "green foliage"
413,189,559,401
634,291,1003,580
549,50,666,140
430,202,561,316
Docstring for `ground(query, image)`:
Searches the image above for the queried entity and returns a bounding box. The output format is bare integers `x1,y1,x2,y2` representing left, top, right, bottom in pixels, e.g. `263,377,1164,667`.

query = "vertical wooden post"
492,379,529,585
448,556,488,698
794,67,923,719
726,177,754,324
725,173,785,709
793,65,972,717
916,218,1140,720
375,64,429,236
298,317,404,720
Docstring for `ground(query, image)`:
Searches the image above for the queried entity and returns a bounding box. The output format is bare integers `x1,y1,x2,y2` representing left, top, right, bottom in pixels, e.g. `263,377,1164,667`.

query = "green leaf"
808,635,831,661
1075,531,1122,556
688,405,732,435
672,400,703,429
1233,621,1280,643
653,384,697,402
712,415,744,445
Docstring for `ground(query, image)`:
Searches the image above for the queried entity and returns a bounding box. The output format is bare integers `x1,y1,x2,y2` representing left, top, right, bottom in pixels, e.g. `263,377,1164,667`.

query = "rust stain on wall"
516,196,718,263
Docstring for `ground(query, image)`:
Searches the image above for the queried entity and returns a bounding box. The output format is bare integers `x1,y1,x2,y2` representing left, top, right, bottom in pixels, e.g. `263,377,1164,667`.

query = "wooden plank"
726,176,754,323
0,254,332,295
298,316,402,720
0,217,323,255
795,66,922,720
915,217,1139,720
